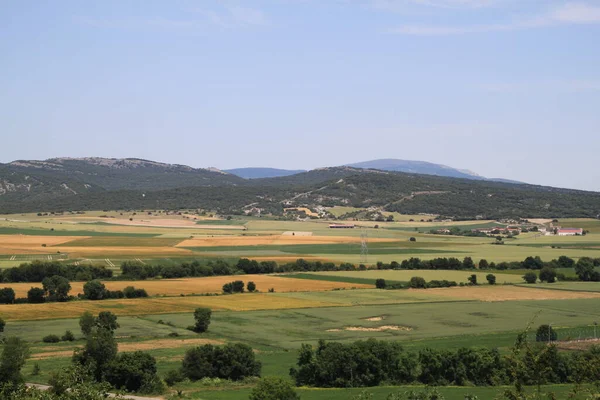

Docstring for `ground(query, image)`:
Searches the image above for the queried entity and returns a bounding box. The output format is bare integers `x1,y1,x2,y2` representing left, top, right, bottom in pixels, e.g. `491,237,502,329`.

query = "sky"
1,0,599,191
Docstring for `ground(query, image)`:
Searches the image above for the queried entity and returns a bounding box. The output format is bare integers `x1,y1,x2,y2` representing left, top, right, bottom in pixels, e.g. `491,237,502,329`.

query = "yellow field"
5,275,373,297
176,234,398,247
0,293,344,321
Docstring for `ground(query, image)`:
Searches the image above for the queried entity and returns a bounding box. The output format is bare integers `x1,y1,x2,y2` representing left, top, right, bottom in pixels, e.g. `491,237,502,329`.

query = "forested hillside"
1,158,598,219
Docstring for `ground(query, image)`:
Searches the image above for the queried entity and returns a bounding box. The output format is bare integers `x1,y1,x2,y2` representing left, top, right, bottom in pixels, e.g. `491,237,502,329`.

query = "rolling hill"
224,167,306,179
0,157,598,219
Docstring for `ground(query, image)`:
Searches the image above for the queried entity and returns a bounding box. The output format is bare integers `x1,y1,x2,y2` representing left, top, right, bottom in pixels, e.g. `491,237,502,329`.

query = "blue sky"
1,0,599,190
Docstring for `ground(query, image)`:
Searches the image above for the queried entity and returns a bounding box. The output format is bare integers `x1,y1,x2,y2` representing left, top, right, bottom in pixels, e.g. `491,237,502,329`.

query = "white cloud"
389,2,600,35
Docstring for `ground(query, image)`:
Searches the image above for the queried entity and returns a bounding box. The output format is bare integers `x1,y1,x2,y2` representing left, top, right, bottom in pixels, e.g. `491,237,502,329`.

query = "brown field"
0,235,88,255
6,275,373,298
49,246,193,258
176,235,398,247
0,293,343,321
31,337,224,360
411,286,600,302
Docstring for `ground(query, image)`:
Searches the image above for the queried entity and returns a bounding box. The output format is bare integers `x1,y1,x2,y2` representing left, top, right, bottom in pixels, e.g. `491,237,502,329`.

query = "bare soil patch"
364,316,385,322
177,235,397,247
556,338,600,351
282,231,313,236
343,325,412,332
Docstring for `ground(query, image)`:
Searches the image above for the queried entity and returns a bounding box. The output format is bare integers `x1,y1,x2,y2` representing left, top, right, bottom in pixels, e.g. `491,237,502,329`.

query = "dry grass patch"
0,294,343,321
6,275,372,298
327,325,412,332
411,286,600,302
52,246,193,258
31,337,223,360
177,235,398,247
0,234,85,255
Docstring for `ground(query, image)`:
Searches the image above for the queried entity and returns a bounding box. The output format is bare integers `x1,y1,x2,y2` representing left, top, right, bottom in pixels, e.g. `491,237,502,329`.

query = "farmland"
0,211,599,399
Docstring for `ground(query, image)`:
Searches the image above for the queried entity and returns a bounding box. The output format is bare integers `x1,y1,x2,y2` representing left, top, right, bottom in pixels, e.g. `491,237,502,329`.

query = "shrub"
61,330,75,342
83,280,106,300
539,267,557,283
42,334,60,343
247,281,257,292
486,274,496,285
249,376,300,400
467,274,477,285
409,237,417,242
27,287,45,303
104,351,162,393
164,369,185,386
0,288,16,304
375,279,387,289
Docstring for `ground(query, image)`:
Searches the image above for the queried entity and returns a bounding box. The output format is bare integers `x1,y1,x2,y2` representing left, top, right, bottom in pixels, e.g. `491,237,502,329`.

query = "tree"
249,376,300,400
247,281,257,292
575,257,596,281
478,259,489,270
222,282,233,294
181,343,261,381
375,279,387,289
523,272,537,284
557,256,575,269
539,267,557,283
73,325,118,381
96,311,119,332
232,280,245,293
468,274,477,285
0,318,5,333
62,330,75,342
27,287,45,303
42,275,71,302
0,288,15,304
83,280,106,300
486,274,496,285
79,311,96,335
535,324,557,342
523,256,543,270
409,277,427,289
409,237,417,242
193,308,211,333
104,351,162,393
0,337,29,385
463,257,475,269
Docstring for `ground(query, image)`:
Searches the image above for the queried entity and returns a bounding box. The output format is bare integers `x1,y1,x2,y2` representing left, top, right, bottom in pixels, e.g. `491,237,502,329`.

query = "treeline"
291,338,600,388
0,261,112,283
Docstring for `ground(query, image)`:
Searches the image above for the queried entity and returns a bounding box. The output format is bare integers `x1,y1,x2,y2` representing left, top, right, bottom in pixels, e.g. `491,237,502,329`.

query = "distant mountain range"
224,159,523,183
1,157,597,219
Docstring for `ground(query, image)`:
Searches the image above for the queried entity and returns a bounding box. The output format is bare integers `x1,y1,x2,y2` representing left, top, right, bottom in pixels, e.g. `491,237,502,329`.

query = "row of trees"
0,261,112,283
291,338,600,388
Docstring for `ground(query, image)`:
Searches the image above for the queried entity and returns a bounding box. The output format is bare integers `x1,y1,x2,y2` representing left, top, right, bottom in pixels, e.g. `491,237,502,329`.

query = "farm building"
557,228,583,236
329,224,355,229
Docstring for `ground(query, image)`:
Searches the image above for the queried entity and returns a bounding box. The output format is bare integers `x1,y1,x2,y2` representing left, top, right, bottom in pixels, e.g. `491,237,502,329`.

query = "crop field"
298,269,526,284
4,274,373,298
1,212,600,398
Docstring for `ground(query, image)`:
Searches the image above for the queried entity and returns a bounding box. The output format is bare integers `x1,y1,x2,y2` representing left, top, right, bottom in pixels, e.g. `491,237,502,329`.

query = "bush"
375,279,387,289
247,281,257,292
42,334,60,343
27,287,45,303
249,376,300,400
123,286,149,298
0,288,16,304
539,267,557,283
467,274,477,285
61,330,75,342
164,369,185,386
83,280,106,300
409,237,417,242
104,351,162,393
486,274,496,285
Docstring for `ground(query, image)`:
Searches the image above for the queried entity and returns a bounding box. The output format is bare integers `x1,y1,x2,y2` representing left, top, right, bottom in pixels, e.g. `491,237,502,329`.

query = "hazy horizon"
2,1,599,191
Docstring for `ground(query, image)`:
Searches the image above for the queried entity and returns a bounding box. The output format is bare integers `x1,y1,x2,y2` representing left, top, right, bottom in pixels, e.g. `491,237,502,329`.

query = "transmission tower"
360,229,368,264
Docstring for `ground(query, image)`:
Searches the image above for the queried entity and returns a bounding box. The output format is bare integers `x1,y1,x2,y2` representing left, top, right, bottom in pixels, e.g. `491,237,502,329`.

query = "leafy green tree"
375,279,387,289
523,272,537,284
575,257,596,281
535,325,557,342
478,259,489,270
249,376,300,400
193,307,211,333
73,325,118,381
79,311,96,335
62,330,75,342
468,274,477,285
83,280,106,300
409,277,427,289
181,343,261,381
0,337,29,385
522,256,544,270
27,287,45,303
222,282,233,294
247,281,257,292
463,257,475,269
232,280,245,293
486,274,496,285
557,256,575,269
42,275,71,302
96,311,119,332
104,351,163,393
0,287,16,304
539,267,557,283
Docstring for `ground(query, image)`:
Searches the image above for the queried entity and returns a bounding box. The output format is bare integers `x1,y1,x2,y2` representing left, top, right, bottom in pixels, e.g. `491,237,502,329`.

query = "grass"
519,282,600,293
60,236,184,247
0,227,158,237
285,273,396,286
